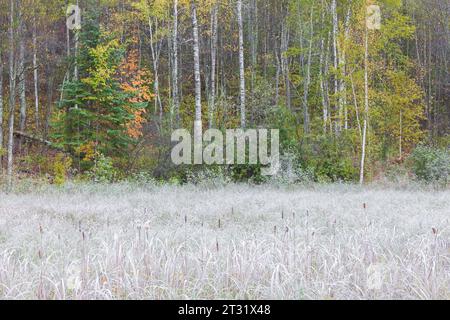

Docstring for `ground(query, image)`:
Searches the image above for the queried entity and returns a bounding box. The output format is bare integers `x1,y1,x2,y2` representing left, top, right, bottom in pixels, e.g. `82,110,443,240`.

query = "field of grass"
0,183,448,300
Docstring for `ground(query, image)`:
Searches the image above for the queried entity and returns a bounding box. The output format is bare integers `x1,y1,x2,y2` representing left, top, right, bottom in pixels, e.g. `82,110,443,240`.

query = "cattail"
39,225,43,235
274,225,277,234
282,210,284,220
216,239,219,252
218,218,221,229
363,203,367,210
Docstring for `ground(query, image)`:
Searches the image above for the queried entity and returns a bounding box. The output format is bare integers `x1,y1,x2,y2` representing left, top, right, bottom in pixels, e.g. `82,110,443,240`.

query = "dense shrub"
409,145,450,184
87,153,117,183
53,154,73,186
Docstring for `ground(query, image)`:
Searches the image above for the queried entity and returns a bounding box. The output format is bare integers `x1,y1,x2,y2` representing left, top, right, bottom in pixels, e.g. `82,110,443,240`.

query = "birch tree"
0,47,4,173
209,2,218,128
18,6,27,142
360,16,369,185
331,0,339,133
302,6,314,135
32,10,39,130
237,0,246,128
172,0,179,127
191,0,202,164
7,0,16,189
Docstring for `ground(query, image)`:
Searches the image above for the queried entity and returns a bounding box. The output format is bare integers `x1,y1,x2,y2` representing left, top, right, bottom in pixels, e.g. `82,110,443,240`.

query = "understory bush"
409,145,450,185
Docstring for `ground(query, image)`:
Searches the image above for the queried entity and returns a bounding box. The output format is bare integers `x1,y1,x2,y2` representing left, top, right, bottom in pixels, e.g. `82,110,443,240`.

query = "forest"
0,0,449,301
0,0,449,188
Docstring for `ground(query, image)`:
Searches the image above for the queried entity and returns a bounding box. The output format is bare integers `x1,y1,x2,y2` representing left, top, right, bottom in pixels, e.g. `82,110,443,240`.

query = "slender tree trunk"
209,2,218,128
302,7,314,135
73,0,79,110
33,13,40,130
319,34,329,133
44,70,53,141
172,0,180,127
281,21,291,111
66,0,70,58
360,26,369,185
191,1,202,124
249,0,258,97
331,0,339,134
191,0,202,164
340,8,351,131
324,32,332,133
399,110,403,158
319,1,330,133
237,0,246,128
350,74,362,139
148,19,162,122
275,47,281,107
18,12,26,148
0,48,4,173
7,0,16,190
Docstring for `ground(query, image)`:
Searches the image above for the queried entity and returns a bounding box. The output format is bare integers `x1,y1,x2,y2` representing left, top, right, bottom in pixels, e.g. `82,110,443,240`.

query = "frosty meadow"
0,183,448,299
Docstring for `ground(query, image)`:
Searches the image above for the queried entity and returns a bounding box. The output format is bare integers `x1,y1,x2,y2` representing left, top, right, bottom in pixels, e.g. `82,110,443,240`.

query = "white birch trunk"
209,2,218,128
191,0,203,164
302,7,314,135
237,0,246,128
7,0,16,189
18,16,26,141
33,14,40,130
148,18,162,121
172,0,180,127
331,0,339,134
360,26,369,185
0,48,4,173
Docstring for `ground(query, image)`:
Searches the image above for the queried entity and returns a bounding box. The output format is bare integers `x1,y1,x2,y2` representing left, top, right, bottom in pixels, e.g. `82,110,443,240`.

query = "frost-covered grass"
0,183,448,300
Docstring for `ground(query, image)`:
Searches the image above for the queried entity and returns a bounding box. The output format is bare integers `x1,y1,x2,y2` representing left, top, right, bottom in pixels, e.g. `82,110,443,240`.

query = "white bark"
18,16,26,140
33,14,39,130
191,0,202,124
191,0,202,164
148,18,163,121
172,0,180,127
7,0,16,189
237,0,246,128
74,0,79,110
0,48,4,172
339,8,351,131
350,74,362,139
302,7,314,135
360,27,369,185
281,21,291,111
275,48,281,107
209,3,218,128
331,0,339,133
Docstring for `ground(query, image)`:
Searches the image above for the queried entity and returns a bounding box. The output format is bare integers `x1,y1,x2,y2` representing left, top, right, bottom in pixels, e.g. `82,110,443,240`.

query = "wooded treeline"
0,0,449,186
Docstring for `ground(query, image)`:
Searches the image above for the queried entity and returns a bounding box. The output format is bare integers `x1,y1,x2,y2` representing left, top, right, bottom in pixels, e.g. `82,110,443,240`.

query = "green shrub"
53,154,73,186
87,153,117,183
409,146,450,184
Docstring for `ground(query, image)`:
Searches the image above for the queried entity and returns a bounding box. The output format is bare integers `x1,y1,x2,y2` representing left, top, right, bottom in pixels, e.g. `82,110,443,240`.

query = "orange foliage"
119,47,154,139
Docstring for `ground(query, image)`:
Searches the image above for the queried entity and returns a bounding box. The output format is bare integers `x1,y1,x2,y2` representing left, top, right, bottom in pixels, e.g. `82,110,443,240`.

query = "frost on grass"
0,183,448,300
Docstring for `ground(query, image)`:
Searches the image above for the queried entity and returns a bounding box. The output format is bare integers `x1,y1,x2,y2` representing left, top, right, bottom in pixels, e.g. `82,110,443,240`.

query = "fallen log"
13,131,66,152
